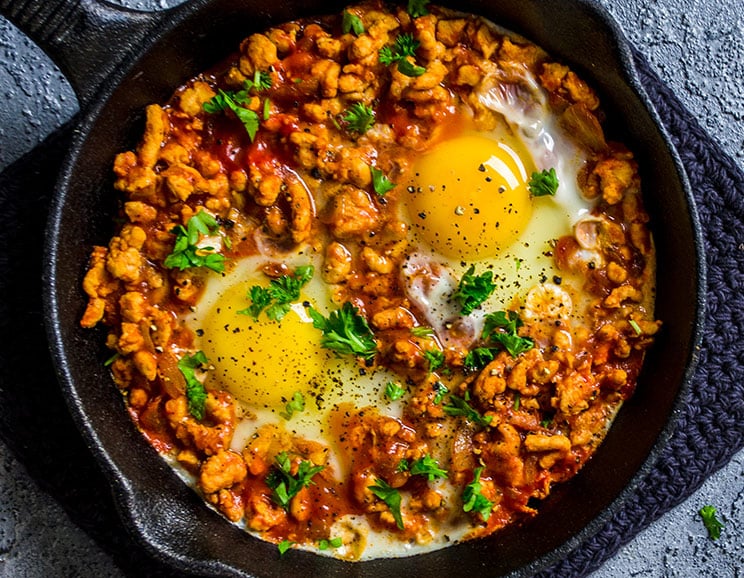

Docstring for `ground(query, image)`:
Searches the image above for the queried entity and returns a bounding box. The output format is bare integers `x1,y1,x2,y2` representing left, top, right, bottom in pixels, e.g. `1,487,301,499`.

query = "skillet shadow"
0,125,178,577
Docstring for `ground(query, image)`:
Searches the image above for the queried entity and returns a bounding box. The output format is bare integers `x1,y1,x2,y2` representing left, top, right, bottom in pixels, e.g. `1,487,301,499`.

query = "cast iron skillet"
1,0,705,575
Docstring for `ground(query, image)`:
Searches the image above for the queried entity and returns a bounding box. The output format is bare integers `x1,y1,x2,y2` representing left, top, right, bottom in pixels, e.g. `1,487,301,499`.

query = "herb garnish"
407,0,430,18
463,347,496,372
384,381,406,401
163,211,226,273
424,349,445,374
410,326,434,338
528,168,559,197
370,165,396,196
177,351,209,420
265,452,324,510
433,381,449,405
342,102,376,134
379,33,426,77
277,539,294,556
280,391,305,420
239,265,314,321
369,478,404,529
454,265,496,315
443,393,492,426
342,10,365,36
699,505,724,540
309,302,377,360
482,310,534,357
204,91,258,141
408,455,448,481
318,537,343,550
462,466,494,521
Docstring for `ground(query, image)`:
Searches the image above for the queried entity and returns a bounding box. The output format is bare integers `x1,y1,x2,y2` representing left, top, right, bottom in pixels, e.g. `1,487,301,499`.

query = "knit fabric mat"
539,48,744,576
0,49,741,578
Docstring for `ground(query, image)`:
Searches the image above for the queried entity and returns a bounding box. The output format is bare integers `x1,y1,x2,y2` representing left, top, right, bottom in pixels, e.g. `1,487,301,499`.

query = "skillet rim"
41,0,706,575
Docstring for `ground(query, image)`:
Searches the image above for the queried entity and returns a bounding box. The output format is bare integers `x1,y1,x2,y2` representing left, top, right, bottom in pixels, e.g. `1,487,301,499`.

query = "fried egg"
403,67,595,341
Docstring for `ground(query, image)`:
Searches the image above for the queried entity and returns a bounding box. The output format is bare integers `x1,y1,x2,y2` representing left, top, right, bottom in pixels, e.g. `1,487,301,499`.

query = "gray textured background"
1,0,742,576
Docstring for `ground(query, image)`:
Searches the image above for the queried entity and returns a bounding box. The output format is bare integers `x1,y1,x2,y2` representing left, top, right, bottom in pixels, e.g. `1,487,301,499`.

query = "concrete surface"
0,0,742,576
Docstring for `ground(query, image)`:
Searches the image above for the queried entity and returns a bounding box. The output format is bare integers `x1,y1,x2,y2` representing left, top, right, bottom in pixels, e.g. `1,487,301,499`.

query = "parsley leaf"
163,211,226,273
407,0,430,17
424,349,445,373
239,265,314,321
396,458,410,473
482,311,534,357
280,391,305,420
410,326,434,338
463,347,497,372
409,455,447,481
369,479,404,529
342,102,375,134
432,381,449,405
177,351,209,420
384,381,406,401
699,505,724,540
342,10,365,36
246,69,272,92
265,452,324,510
443,393,492,426
379,33,426,77
277,539,294,556
318,537,343,550
308,302,377,360
203,88,260,140
528,168,559,197
370,166,395,196
462,466,494,521
454,265,496,315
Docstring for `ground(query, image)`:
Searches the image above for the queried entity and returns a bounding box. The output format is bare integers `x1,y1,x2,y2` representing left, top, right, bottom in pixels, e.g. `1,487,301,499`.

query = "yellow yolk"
407,133,536,261
199,280,330,409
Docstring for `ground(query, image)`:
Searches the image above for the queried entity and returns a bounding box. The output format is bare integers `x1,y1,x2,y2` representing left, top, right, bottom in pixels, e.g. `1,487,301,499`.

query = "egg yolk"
199,280,330,410
407,133,536,261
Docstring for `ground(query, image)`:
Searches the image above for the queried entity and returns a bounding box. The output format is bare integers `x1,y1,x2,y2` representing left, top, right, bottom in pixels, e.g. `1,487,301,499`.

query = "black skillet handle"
0,0,167,109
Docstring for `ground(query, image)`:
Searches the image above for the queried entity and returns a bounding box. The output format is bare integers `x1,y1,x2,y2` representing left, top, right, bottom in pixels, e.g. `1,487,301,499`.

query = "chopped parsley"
513,392,521,411
239,265,314,321
482,310,534,357
433,381,449,405
407,0,430,18
379,33,426,77
410,326,434,338
342,102,375,134
454,265,497,315
103,351,120,367
163,211,226,273
409,454,447,481
265,452,324,510
628,318,643,335
528,168,559,197
177,351,209,420
203,89,259,141
277,539,294,556
424,349,445,373
699,505,724,540
369,478,404,529
462,466,494,521
280,391,305,420
342,10,365,36
463,347,497,372
443,393,492,426
318,537,343,550
384,381,406,401
309,302,377,360
370,165,396,196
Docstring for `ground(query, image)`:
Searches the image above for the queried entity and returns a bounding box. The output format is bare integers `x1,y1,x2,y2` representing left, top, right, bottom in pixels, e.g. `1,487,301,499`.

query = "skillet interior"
44,0,704,575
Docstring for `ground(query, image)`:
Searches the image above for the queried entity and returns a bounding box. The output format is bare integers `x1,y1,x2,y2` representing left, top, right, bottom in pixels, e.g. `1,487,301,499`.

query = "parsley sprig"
699,505,724,540
407,0,430,18
370,166,396,196
342,102,376,134
163,211,226,273
177,351,209,420
379,33,426,77
462,466,494,521
309,302,377,360
239,265,314,321
384,381,406,401
398,454,448,481
265,452,324,510
482,311,534,357
528,168,559,197
424,349,445,373
443,393,492,426
454,265,496,315
202,71,271,140
342,10,365,36
369,478,404,529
